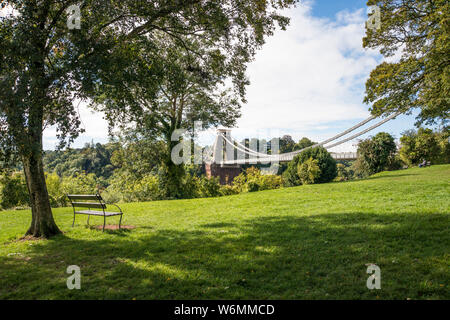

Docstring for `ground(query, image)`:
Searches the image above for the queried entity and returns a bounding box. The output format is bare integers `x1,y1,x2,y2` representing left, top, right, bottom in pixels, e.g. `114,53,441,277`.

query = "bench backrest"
67,194,106,210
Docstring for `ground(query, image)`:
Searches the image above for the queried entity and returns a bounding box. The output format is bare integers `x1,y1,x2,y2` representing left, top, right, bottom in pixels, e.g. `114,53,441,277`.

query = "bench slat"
75,210,121,216
68,194,100,201
71,202,105,209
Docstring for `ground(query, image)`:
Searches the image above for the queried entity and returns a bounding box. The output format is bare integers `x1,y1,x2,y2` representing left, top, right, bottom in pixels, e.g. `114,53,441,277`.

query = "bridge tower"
205,129,241,185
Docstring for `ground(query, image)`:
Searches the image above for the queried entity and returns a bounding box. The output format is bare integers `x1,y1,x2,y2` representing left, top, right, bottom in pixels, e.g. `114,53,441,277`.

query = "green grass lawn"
0,165,449,300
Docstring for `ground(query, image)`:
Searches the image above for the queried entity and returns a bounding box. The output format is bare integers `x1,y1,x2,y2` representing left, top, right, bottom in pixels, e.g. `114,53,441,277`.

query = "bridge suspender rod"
217,112,400,163
323,112,401,149
219,133,272,158
280,115,377,157
222,114,378,159
276,113,399,158
220,133,276,158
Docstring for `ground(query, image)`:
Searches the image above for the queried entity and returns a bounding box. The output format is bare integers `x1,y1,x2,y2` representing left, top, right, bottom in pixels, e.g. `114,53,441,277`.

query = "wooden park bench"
67,194,123,231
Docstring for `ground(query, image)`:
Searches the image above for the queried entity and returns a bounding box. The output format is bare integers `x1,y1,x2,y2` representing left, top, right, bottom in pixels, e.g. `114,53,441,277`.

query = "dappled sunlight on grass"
0,165,449,299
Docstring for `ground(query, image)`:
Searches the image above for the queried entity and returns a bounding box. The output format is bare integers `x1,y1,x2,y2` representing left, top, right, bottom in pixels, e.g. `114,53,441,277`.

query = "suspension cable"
217,112,400,163
280,115,377,157
323,112,400,149
220,133,271,158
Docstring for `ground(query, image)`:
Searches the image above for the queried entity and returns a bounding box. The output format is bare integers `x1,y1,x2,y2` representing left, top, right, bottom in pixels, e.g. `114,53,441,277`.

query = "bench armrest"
109,203,123,213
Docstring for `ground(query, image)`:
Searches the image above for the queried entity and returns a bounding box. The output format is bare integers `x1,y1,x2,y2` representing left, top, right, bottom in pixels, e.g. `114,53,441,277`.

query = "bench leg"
72,213,76,227
119,214,122,229
87,215,90,225
103,216,106,232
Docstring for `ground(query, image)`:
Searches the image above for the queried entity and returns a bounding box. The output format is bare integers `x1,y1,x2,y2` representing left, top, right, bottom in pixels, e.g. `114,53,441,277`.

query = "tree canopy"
355,132,397,176
363,0,449,125
282,146,337,187
0,0,297,237
399,127,449,165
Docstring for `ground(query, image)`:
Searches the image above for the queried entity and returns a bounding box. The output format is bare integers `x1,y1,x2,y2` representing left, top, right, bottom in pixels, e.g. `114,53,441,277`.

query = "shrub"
61,172,99,196
181,174,200,199
0,172,29,209
197,176,222,198
100,188,122,204
335,163,348,181
399,128,449,166
386,154,405,171
232,167,282,193
355,132,397,176
258,173,282,190
220,184,239,196
133,175,161,201
297,157,321,185
283,147,337,187
103,171,162,203
45,173,65,207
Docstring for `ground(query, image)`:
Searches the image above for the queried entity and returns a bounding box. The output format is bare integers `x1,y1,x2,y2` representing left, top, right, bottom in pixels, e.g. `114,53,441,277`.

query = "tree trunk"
161,135,186,199
20,89,61,238
23,151,61,238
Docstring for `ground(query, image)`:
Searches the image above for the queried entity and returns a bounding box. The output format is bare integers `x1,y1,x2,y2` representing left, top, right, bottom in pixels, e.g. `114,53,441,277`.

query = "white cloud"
232,2,383,150
43,1,415,152
43,100,109,149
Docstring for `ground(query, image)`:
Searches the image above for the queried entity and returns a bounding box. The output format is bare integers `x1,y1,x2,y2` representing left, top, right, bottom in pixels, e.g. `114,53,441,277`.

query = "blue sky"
43,0,422,152
313,0,367,18
309,0,420,147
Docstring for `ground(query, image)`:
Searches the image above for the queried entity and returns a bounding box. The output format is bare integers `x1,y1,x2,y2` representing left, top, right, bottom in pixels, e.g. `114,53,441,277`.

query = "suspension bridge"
205,112,401,184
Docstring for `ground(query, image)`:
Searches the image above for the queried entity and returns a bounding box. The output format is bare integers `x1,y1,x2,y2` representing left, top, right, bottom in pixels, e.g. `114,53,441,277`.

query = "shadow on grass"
0,212,448,300
201,222,236,228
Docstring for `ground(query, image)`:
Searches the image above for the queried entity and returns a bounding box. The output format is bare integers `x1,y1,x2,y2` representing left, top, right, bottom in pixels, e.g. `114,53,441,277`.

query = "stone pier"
205,163,241,185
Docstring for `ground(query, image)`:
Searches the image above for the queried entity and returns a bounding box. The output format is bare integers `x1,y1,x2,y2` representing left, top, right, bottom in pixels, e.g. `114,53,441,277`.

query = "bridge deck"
220,152,357,165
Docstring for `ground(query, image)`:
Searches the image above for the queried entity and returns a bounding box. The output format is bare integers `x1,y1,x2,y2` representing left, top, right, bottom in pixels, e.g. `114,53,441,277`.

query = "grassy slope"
0,165,449,300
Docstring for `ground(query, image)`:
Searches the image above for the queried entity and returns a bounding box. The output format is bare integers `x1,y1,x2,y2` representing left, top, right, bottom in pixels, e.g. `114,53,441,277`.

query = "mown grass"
0,165,449,300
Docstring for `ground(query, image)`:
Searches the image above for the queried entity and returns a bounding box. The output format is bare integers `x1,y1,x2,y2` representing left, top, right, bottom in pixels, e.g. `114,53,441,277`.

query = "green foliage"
283,147,337,187
45,173,64,207
336,163,351,182
363,0,449,125
279,135,297,153
44,142,119,182
297,157,321,185
0,172,28,210
131,175,161,202
277,136,317,174
0,171,103,210
197,176,222,198
109,138,164,181
296,137,316,150
157,162,187,200
46,172,99,207
386,154,404,171
103,171,225,203
437,129,450,164
232,167,282,193
355,132,398,176
102,171,162,204
219,184,240,196
399,127,450,166
61,173,99,196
